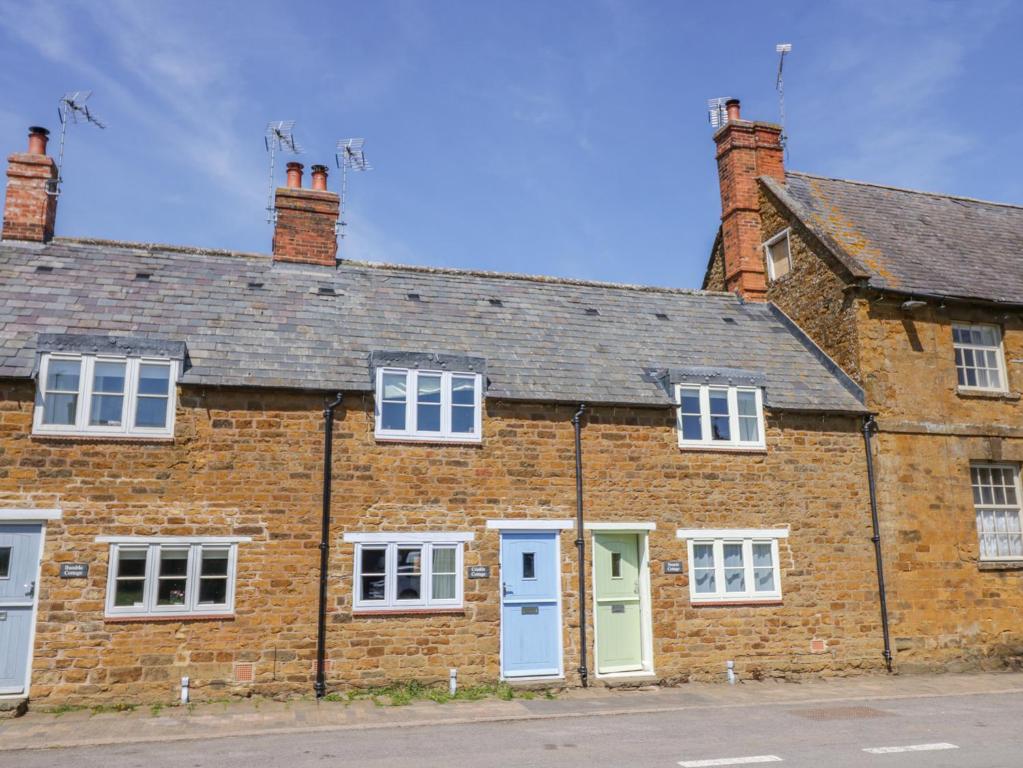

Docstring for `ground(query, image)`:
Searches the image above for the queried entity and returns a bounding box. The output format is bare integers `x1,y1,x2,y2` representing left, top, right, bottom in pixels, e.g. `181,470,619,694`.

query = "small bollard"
181,676,190,704
726,660,736,685
449,668,458,696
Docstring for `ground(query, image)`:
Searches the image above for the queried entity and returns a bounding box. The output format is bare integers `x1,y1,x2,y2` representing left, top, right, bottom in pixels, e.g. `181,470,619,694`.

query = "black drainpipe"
862,414,893,672
572,403,589,687
315,392,345,699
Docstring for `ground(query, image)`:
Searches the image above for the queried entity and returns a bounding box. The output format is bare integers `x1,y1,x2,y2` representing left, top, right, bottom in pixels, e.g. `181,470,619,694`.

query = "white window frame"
675,384,766,450
763,228,793,281
33,353,178,438
677,529,787,604
971,463,1023,562
344,532,471,612
953,323,1008,394
373,367,483,443
99,538,246,618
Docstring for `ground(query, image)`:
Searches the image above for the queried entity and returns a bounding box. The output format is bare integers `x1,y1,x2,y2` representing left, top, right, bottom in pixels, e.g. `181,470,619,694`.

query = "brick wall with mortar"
755,186,1023,671
0,379,884,705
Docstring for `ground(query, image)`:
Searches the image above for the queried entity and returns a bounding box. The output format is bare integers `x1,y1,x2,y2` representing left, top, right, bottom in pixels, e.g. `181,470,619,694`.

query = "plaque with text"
663,560,684,574
467,565,491,579
59,563,89,579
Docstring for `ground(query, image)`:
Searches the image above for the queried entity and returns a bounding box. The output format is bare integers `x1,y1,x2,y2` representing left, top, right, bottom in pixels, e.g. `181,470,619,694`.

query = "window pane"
198,578,227,605
680,389,700,413
43,392,78,425
397,547,421,573
694,569,716,593
417,375,442,403
432,573,456,600
693,543,714,569
114,579,146,607
157,548,188,605
737,391,757,417
753,543,775,592
382,373,407,400
90,394,125,426
709,390,730,441
451,377,475,405
752,543,773,568
360,548,386,574
739,417,759,442
611,551,622,578
723,543,745,593
432,547,456,574
116,548,148,578
381,402,406,430
135,396,168,428
417,403,441,432
137,364,170,395
522,551,536,579
0,547,9,579
46,359,81,391
159,549,189,577
681,415,702,441
396,576,421,599
754,567,775,592
93,361,126,393
201,549,229,576
361,576,386,600
451,405,475,433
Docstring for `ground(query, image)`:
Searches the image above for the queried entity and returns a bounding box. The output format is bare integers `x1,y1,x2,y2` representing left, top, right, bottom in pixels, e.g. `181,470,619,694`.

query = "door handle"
502,583,511,597
24,581,35,597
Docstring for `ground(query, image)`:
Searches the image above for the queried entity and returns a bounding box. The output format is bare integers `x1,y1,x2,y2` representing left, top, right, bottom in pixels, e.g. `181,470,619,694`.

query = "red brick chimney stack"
3,126,59,243
713,99,784,301
272,161,340,267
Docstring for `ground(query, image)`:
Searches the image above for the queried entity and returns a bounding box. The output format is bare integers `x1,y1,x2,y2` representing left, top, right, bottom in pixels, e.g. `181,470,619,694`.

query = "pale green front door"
593,533,644,673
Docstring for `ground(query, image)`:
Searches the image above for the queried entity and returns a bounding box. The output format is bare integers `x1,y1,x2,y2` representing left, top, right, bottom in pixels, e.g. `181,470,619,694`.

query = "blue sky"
1,1,1019,289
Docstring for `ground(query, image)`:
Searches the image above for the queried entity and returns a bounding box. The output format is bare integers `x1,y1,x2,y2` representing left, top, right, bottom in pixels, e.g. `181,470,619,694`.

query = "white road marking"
678,757,783,767
862,743,959,754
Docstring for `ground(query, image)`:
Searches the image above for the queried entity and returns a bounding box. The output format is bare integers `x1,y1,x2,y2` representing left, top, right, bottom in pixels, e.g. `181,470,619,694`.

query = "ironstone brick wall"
0,380,884,705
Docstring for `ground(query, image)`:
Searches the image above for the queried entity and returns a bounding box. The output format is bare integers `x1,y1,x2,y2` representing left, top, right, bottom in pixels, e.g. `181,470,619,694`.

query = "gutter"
572,403,589,687
862,414,893,672
315,391,345,699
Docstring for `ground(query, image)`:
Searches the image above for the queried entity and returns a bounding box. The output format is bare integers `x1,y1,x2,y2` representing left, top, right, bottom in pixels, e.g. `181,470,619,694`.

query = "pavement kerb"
4,682,1023,753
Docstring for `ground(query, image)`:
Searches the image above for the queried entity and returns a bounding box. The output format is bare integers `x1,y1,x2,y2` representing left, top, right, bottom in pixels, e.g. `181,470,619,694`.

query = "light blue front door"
0,524,42,695
500,532,561,678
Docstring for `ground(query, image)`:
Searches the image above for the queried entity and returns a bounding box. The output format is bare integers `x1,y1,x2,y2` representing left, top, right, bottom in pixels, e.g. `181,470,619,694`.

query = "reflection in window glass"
90,361,126,426
396,546,422,599
381,372,408,431
416,375,442,432
43,358,81,425
135,364,171,428
360,547,387,601
679,386,702,441
709,389,731,441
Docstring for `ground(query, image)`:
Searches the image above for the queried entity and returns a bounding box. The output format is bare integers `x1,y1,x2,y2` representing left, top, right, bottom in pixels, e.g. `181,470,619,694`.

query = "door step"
594,675,660,689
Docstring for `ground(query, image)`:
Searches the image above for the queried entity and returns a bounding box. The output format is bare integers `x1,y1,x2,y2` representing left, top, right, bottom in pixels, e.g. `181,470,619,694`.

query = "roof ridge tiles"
783,171,1023,211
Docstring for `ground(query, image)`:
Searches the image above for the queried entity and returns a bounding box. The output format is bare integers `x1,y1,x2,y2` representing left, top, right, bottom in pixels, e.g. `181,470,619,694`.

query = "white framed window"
677,529,787,603
374,367,482,442
953,324,1007,392
676,384,765,450
972,463,1023,561
99,538,245,618
763,229,792,281
34,353,178,438
344,532,471,611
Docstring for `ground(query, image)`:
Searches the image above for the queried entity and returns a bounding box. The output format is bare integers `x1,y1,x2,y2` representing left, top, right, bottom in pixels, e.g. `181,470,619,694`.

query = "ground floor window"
972,463,1023,560
676,528,787,603
343,532,472,611
98,537,246,617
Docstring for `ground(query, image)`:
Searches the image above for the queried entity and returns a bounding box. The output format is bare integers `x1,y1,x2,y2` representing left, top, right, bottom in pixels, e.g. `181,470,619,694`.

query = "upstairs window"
763,229,792,281
375,368,482,442
676,385,765,450
34,354,177,438
953,324,1006,392
972,464,1022,561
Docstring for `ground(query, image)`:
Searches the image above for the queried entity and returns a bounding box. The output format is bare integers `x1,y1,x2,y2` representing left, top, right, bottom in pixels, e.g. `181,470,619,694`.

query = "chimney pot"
285,162,304,189
28,126,50,155
725,99,741,123
311,164,329,191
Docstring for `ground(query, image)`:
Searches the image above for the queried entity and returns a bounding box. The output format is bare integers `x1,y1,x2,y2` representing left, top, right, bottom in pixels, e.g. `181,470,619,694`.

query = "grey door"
0,524,43,695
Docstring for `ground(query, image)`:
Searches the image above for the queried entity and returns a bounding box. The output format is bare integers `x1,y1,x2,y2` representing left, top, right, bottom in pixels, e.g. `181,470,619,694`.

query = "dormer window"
374,367,482,442
676,384,765,450
34,353,177,438
763,229,792,281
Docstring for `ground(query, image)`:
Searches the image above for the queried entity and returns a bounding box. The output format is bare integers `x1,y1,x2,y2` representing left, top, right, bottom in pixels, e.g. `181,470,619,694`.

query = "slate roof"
0,237,865,412
765,172,1023,305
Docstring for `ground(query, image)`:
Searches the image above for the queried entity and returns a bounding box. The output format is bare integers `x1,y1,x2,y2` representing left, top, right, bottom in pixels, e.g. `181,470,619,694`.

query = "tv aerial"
775,43,792,157
52,91,106,196
264,120,303,222
707,97,734,129
334,138,372,239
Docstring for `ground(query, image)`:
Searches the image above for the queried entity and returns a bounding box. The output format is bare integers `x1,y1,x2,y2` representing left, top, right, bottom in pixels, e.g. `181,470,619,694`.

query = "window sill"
105,613,235,623
374,435,482,447
689,599,783,607
978,561,1023,572
32,432,175,444
352,608,466,617
678,444,767,454
956,389,1020,401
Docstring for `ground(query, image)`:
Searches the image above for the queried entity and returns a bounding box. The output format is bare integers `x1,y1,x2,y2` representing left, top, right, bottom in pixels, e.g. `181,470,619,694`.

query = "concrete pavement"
2,672,1023,766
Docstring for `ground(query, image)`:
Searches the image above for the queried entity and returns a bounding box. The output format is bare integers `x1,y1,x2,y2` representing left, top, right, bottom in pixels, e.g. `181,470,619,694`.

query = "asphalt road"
4,689,1021,767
